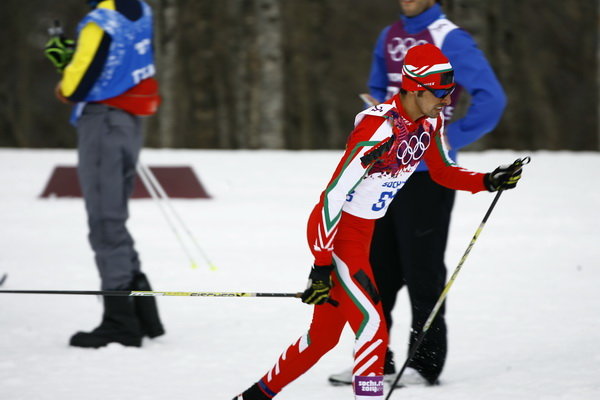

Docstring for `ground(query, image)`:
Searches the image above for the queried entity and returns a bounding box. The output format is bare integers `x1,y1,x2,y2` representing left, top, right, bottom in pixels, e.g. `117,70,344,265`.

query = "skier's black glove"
484,163,523,192
301,264,334,305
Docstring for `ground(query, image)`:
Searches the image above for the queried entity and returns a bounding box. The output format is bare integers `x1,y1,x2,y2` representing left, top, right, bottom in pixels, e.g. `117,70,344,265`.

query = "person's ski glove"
45,36,75,73
484,163,523,192
301,264,334,305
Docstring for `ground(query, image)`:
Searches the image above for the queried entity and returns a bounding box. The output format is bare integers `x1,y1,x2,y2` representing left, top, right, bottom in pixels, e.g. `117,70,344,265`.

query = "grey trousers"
76,104,143,290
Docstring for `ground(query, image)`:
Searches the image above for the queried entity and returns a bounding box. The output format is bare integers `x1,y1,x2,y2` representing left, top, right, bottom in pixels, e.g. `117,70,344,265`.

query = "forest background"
0,0,597,151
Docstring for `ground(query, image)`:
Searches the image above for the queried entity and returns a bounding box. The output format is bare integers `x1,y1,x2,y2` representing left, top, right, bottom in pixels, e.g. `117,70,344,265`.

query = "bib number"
372,190,397,212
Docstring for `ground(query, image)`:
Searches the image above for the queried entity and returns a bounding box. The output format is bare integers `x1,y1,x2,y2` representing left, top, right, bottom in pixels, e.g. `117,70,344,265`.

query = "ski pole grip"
293,292,339,307
504,156,531,178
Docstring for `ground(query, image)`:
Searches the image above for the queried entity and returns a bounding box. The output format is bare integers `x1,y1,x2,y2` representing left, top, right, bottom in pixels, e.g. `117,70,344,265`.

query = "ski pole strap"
509,156,531,172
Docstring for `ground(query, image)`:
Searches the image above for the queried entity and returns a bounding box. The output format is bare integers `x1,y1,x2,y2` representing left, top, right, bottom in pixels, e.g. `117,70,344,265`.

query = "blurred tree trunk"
253,0,284,148
283,0,327,149
226,0,284,149
227,0,252,148
151,0,178,148
1,0,34,146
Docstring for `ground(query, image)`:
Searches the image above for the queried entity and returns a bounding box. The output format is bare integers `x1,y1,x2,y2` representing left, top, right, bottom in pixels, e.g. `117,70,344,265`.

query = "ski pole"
0,273,7,287
0,289,340,306
136,163,199,269
141,164,217,270
385,157,530,399
136,163,199,268
138,163,217,271
0,289,302,298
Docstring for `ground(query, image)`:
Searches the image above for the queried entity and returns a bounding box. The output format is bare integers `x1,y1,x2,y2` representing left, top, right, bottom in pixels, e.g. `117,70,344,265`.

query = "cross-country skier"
329,0,507,387
232,43,523,400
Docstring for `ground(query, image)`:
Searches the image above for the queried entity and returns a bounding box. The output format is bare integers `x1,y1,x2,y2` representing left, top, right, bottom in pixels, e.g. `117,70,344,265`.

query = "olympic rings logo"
397,131,431,165
388,37,429,62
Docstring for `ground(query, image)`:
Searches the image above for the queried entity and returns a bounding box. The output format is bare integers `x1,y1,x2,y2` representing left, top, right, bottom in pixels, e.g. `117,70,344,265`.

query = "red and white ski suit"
256,94,487,399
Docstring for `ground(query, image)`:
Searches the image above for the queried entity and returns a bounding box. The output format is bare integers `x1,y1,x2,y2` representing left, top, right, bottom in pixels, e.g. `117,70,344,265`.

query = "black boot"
232,383,272,400
384,348,396,375
131,272,165,338
70,296,143,348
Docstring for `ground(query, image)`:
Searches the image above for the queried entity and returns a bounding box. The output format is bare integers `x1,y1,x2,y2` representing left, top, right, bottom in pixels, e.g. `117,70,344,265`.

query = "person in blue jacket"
52,0,163,349
329,0,506,387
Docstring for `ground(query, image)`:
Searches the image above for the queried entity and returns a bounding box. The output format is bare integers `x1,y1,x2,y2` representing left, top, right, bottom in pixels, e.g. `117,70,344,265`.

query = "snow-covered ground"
0,148,598,400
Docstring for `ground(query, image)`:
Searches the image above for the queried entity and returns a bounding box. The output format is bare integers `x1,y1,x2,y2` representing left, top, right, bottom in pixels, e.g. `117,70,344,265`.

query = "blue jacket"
368,3,506,171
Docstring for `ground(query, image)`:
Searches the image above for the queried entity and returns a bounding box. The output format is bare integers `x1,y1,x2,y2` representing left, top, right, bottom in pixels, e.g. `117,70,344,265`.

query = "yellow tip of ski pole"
191,262,199,269
209,263,218,271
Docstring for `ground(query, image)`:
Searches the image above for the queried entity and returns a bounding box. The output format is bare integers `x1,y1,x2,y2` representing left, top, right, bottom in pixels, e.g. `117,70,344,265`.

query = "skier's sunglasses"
404,73,455,99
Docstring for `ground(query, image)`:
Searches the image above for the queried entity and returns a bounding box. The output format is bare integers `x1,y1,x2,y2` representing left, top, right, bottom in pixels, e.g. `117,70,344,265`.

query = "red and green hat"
401,43,455,92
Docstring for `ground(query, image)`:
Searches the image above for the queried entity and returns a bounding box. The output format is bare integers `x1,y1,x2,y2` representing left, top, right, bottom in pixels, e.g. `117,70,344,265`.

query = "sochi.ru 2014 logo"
397,131,430,165
388,37,429,62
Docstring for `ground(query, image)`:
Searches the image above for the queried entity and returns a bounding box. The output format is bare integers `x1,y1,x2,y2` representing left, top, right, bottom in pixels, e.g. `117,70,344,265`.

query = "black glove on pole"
301,265,335,305
386,157,530,400
484,157,529,192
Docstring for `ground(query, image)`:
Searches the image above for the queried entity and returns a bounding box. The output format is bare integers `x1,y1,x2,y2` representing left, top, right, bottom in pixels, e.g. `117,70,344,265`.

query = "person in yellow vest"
50,0,163,348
